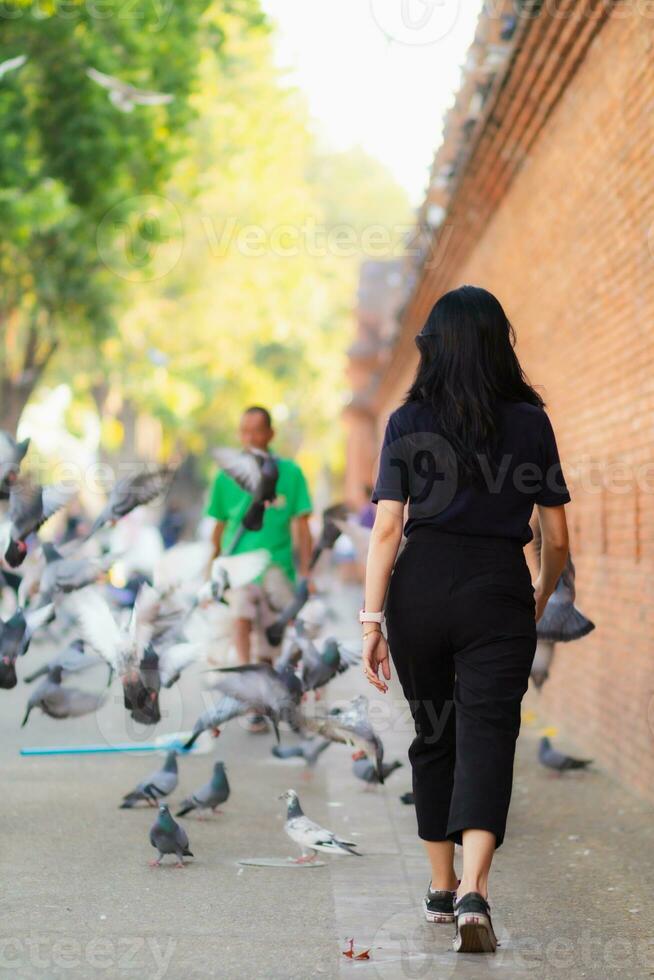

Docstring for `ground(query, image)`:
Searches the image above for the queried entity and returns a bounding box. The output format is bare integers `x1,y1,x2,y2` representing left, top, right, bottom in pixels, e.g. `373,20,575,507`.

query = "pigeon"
272,737,332,772
0,604,54,689
34,543,115,605
149,803,193,867
264,577,310,647
182,696,246,750
530,640,555,690
538,736,592,773
0,479,76,568
207,661,303,741
176,761,230,817
308,503,347,569
64,586,162,724
84,465,173,540
195,549,271,606
0,431,29,495
212,448,279,535
86,68,174,113
533,525,595,642
0,55,27,80
22,638,108,685
21,665,106,725
305,695,385,783
120,751,178,808
299,634,361,692
279,789,361,862
352,751,402,786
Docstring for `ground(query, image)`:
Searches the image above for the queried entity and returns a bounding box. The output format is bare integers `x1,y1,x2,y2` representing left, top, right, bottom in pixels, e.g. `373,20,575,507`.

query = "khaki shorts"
229,565,295,662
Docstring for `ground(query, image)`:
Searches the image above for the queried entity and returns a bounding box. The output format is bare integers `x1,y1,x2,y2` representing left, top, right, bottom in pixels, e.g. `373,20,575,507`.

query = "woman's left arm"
362,499,404,693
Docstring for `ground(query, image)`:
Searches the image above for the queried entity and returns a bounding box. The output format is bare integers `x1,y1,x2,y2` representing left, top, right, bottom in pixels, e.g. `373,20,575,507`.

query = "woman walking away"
361,285,570,954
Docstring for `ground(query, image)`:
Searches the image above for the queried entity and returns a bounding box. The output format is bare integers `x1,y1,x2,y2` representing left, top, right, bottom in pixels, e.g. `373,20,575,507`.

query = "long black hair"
406,285,544,485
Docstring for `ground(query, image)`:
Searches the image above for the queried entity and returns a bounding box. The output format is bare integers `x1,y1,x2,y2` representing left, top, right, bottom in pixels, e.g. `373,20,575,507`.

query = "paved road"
2,581,654,978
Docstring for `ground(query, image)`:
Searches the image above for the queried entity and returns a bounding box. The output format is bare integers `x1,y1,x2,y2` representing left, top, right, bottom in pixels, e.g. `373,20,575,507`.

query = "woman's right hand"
362,630,391,694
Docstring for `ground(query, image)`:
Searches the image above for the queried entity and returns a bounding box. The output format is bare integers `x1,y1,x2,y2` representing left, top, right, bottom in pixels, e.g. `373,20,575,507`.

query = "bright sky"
260,0,484,205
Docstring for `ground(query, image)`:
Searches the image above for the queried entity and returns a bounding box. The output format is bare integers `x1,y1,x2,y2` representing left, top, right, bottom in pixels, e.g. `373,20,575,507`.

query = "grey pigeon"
21,665,106,725
212,447,278,536
0,479,76,567
0,431,29,496
308,503,347,570
272,737,332,771
182,696,246,750
352,751,402,786
0,604,54,689
538,736,592,773
530,640,555,690
36,544,115,604
85,465,173,540
120,751,178,808
208,662,303,741
149,803,193,867
176,761,230,817
305,695,386,783
533,525,595,642
299,634,361,692
23,639,110,686
279,789,360,862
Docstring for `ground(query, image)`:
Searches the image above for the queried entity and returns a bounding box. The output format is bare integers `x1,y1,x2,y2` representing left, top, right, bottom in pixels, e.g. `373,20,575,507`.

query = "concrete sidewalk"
2,581,654,978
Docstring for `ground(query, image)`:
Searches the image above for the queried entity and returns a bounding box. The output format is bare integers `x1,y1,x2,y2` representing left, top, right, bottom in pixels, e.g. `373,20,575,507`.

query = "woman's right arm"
534,504,569,621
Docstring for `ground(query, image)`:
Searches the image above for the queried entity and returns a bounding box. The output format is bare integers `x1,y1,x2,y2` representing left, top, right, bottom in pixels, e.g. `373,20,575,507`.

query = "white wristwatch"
359,609,384,624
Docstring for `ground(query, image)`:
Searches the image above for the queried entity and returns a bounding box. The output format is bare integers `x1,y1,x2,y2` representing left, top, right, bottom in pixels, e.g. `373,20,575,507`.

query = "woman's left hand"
362,630,391,694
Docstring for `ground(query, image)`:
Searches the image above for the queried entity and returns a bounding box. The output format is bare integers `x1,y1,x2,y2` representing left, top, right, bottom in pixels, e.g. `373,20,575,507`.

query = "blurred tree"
0,0,266,431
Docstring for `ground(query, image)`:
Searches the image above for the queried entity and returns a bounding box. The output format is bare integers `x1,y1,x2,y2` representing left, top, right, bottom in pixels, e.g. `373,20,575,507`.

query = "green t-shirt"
207,454,312,583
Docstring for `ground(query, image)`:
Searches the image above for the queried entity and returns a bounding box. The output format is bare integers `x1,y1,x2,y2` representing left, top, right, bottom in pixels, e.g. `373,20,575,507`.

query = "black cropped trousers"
385,527,537,849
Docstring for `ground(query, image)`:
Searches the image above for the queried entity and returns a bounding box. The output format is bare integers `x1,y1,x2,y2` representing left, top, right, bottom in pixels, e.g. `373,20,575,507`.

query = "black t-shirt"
371,398,571,545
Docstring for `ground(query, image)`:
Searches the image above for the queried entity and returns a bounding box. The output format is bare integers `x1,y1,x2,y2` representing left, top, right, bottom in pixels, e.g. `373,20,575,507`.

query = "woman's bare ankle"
457,877,488,900
430,873,459,892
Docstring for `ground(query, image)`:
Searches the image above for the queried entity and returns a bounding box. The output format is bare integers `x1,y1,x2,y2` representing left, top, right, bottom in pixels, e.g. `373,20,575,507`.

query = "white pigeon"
86,67,173,112
196,548,271,606
279,789,361,863
0,55,27,80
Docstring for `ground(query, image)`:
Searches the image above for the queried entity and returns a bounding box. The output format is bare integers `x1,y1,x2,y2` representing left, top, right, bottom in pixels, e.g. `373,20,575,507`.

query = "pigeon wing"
211,448,262,494
64,588,125,672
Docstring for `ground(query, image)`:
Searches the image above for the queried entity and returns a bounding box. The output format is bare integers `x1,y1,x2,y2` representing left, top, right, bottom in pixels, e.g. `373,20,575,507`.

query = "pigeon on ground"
86,68,174,113
207,661,303,741
64,586,162,724
0,479,76,567
84,465,173,540
0,604,54,689
0,431,29,496
400,792,415,805
182,696,246,750
279,789,361,862
352,751,402,786
120,750,178,808
195,549,271,606
149,803,193,867
538,736,592,773
531,640,555,690
305,695,385,783
272,737,332,772
0,55,28,80
21,665,106,725
176,761,230,817
22,638,108,685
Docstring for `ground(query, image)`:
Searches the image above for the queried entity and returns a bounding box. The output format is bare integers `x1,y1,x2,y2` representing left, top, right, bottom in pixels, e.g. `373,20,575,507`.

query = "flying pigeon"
64,586,162,724
33,543,115,606
0,55,27,81
0,431,29,495
21,665,106,726
264,577,310,647
120,750,178,808
86,67,173,113
182,696,246,750
352,751,402,786
207,661,303,741
195,549,271,606
0,479,76,568
279,789,361,862
212,447,278,533
538,736,592,773
22,638,108,685
0,604,54,689
149,803,193,867
308,503,347,569
84,465,173,540
272,737,332,773
298,633,361,693
176,761,230,817
305,695,385,783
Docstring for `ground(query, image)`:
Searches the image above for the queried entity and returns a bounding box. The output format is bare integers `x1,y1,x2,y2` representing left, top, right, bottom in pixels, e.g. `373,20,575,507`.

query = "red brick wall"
377,11,654,798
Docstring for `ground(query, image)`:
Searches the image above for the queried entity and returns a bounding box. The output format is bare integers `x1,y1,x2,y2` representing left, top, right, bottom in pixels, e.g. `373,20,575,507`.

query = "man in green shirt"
207,406,313,684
